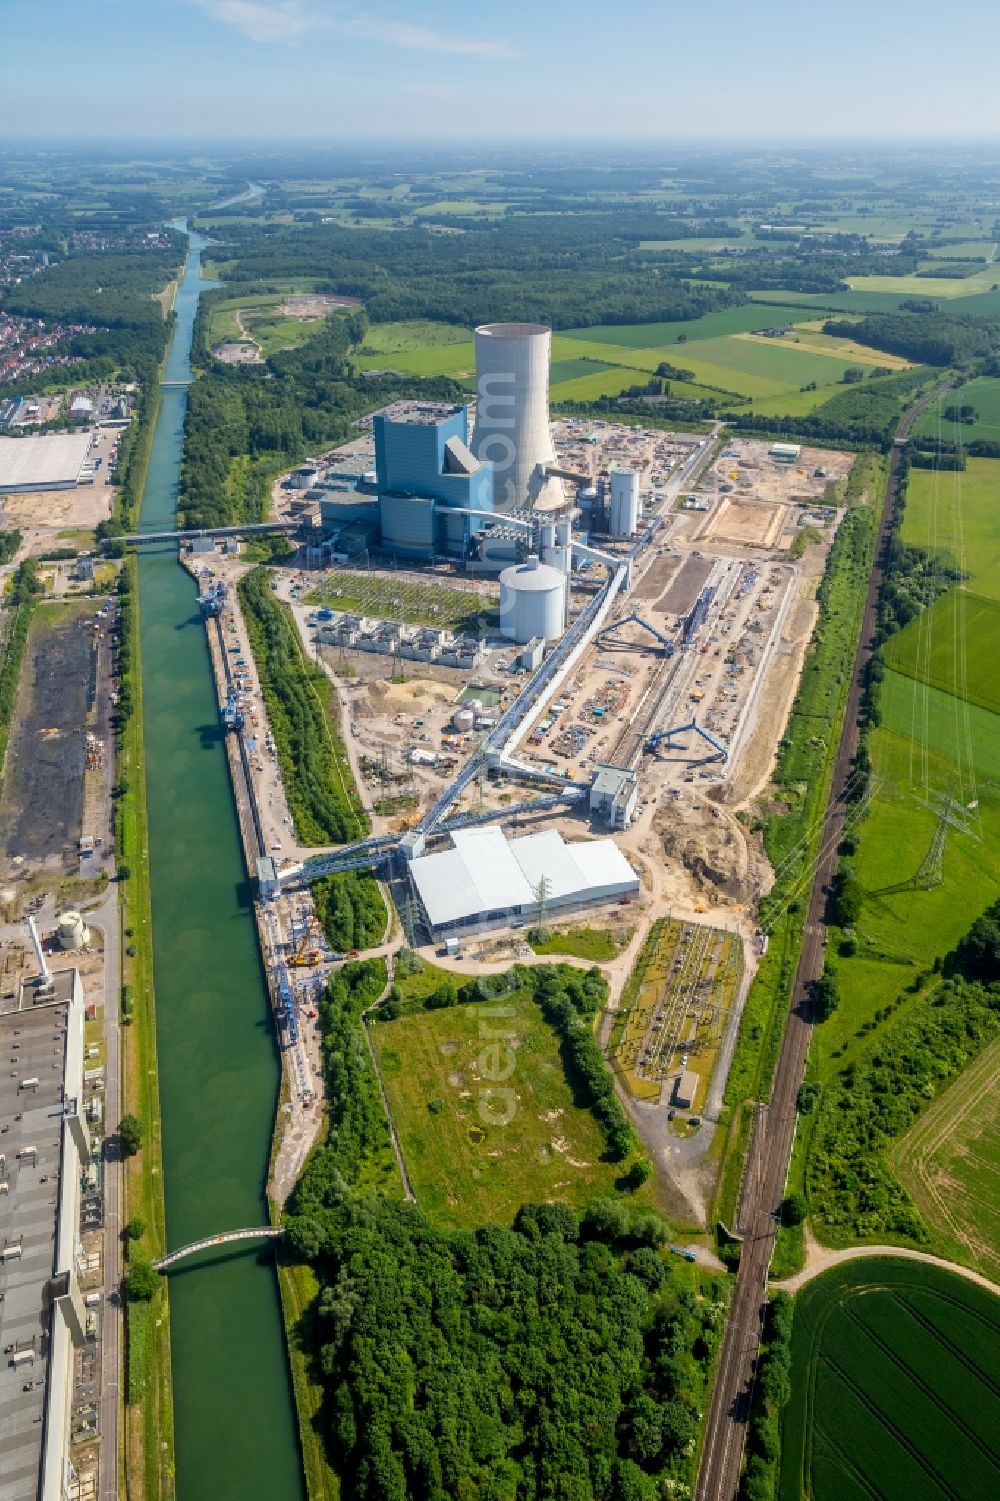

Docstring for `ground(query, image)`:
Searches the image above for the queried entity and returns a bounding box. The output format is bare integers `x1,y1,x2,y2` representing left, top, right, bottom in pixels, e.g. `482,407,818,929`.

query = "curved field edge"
890,1034,1000,1284
778,1257,1000,1501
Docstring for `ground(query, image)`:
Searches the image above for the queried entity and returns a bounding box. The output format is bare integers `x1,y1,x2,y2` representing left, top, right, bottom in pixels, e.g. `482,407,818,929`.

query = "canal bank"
134,226,304,1500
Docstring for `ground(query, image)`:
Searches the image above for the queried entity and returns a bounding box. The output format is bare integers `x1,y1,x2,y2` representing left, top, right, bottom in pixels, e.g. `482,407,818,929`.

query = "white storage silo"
452,708,475,733
56,910,90,951
471,323,560,511
499,557,567,643
609,469,640,537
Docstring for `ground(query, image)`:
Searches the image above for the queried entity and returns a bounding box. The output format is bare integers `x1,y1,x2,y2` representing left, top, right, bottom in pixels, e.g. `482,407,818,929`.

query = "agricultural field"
879,668,1000,780
899,459,1000,598
913,375,1000,444
825,728,1000,1044
358,319,470,353
305,570,497,633
560,304,814,348
371,989,651,1228
845,266,1000,298
779,1259,1000,1501
884,591,1000,714
892,1036,1000,1282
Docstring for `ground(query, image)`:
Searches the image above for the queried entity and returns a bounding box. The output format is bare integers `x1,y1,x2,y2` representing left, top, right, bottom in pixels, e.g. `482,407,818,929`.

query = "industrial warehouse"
0,942,89,1501
0,431,93,493
407,825,640,936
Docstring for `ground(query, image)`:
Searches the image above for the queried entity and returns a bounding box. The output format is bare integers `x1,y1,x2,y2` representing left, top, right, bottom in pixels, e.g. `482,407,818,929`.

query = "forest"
238,567,367,845
4,241,185,330
311,871,387,953
823,312,1000,369
204,217,742,329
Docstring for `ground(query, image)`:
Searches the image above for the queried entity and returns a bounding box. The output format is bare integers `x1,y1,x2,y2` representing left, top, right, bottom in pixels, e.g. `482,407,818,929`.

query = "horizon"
5,0,1000,141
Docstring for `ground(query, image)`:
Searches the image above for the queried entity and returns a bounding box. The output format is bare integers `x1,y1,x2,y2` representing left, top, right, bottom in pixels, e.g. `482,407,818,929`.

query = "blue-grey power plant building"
374,403,493,558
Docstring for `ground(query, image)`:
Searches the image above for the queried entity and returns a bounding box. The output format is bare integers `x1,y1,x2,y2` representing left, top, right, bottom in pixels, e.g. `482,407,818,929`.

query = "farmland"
779,1259,1000,1501
371,985,654,1228
892,1036,1000,1282
913,375,1000,444
899,459,1000,598
351,305,908,405
885,590,1000,714
843,265,1000,298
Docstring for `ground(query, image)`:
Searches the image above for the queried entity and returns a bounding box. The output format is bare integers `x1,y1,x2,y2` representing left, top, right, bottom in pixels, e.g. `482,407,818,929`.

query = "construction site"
174,323,856,1219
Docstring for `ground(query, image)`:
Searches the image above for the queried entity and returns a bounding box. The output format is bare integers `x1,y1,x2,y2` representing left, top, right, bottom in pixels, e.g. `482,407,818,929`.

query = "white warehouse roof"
0,432,92,492
410,825,638,931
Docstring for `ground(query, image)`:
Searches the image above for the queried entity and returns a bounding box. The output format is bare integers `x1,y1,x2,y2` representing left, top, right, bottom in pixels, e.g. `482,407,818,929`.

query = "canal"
136,226,304,1499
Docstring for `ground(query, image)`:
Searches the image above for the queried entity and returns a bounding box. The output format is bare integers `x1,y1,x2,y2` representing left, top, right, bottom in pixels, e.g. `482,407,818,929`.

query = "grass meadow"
899,459,1000,597
884,591,1000,714
371,990,651,1228
779,1260,1000,1501
913,375,1000,445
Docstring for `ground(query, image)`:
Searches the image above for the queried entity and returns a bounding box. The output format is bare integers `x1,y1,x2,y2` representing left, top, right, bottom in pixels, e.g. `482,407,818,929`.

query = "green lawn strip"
779,1260,1000,1501
116,555,174,1500
274,1260,340,1501
527,926,621,961
239,567,367,845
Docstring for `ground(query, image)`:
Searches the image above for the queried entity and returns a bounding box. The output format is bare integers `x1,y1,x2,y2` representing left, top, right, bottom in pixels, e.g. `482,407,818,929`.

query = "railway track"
695,388,949,1501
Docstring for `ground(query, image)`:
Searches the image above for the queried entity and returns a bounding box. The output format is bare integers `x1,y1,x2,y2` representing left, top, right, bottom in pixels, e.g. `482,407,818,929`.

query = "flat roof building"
408,825,639,935
0,433,93,493
0,965,88,1501
590,764,639,831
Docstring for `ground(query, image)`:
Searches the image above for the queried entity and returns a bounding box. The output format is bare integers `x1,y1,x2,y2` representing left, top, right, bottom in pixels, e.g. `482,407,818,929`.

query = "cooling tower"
471,323,561,511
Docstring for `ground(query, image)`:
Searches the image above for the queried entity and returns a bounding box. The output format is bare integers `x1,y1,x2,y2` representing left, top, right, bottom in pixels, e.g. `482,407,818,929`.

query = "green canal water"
137,228,305,1500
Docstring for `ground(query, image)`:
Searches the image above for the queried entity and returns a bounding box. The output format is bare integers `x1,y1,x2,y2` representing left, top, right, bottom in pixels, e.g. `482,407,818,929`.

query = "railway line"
695,388,948,1501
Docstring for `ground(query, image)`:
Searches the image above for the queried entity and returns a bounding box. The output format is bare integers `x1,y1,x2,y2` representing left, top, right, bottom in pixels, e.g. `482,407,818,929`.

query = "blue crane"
646,718,728,763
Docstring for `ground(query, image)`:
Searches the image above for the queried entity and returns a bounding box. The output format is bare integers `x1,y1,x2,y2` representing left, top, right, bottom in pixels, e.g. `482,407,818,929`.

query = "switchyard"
611,919,744,1116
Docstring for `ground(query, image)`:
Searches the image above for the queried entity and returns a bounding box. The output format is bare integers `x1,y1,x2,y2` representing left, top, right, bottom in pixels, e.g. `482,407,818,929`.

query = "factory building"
768,442,801,463
0,960,88,1501
408,825,640,936
609,469,640,538
471,323,562,511
0,432,93,493
374,402,494,558
499,557,567,644
589,764,640,831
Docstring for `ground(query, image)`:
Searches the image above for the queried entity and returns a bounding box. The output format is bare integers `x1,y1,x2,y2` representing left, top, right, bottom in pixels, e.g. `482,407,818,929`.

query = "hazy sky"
5,0,1000,141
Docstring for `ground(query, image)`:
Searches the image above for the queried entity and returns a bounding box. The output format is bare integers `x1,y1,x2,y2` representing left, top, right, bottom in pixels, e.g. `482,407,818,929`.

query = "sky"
4,0,1000,142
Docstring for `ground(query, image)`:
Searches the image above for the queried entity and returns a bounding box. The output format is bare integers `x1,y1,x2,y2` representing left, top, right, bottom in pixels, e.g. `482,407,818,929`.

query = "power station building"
471,323,562,511
373,403,494,558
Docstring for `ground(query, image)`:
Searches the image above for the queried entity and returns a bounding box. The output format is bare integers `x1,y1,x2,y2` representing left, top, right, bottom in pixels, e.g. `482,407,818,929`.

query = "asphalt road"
695,389,947,1501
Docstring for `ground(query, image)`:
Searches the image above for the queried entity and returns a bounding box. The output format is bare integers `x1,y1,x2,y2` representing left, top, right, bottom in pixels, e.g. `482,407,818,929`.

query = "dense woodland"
206,218,743,329
823,311,1000,369
312,872,387,953
287,960,725,1501
238,567,368,844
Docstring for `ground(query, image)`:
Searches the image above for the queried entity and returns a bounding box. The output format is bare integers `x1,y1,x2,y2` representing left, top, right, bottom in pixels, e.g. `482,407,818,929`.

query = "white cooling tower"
472,323,560,511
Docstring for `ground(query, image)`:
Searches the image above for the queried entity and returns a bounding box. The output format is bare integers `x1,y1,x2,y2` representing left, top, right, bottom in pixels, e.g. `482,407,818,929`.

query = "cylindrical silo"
499,557,567,643
609,469,640,537
452,708,475,733
56,910,90,951
472,323,558,511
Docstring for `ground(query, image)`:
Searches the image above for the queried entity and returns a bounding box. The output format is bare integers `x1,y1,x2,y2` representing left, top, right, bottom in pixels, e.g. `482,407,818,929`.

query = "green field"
885,591,1000,714
779,1259,1000,1501
560,304,813,347
892,1036,1000,1282
899,459,1000,598
548,355,618,384
371,991,650,1228
359,319,471,353
845,266,1000,298
913,376,1000,445
880,667,1000,778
